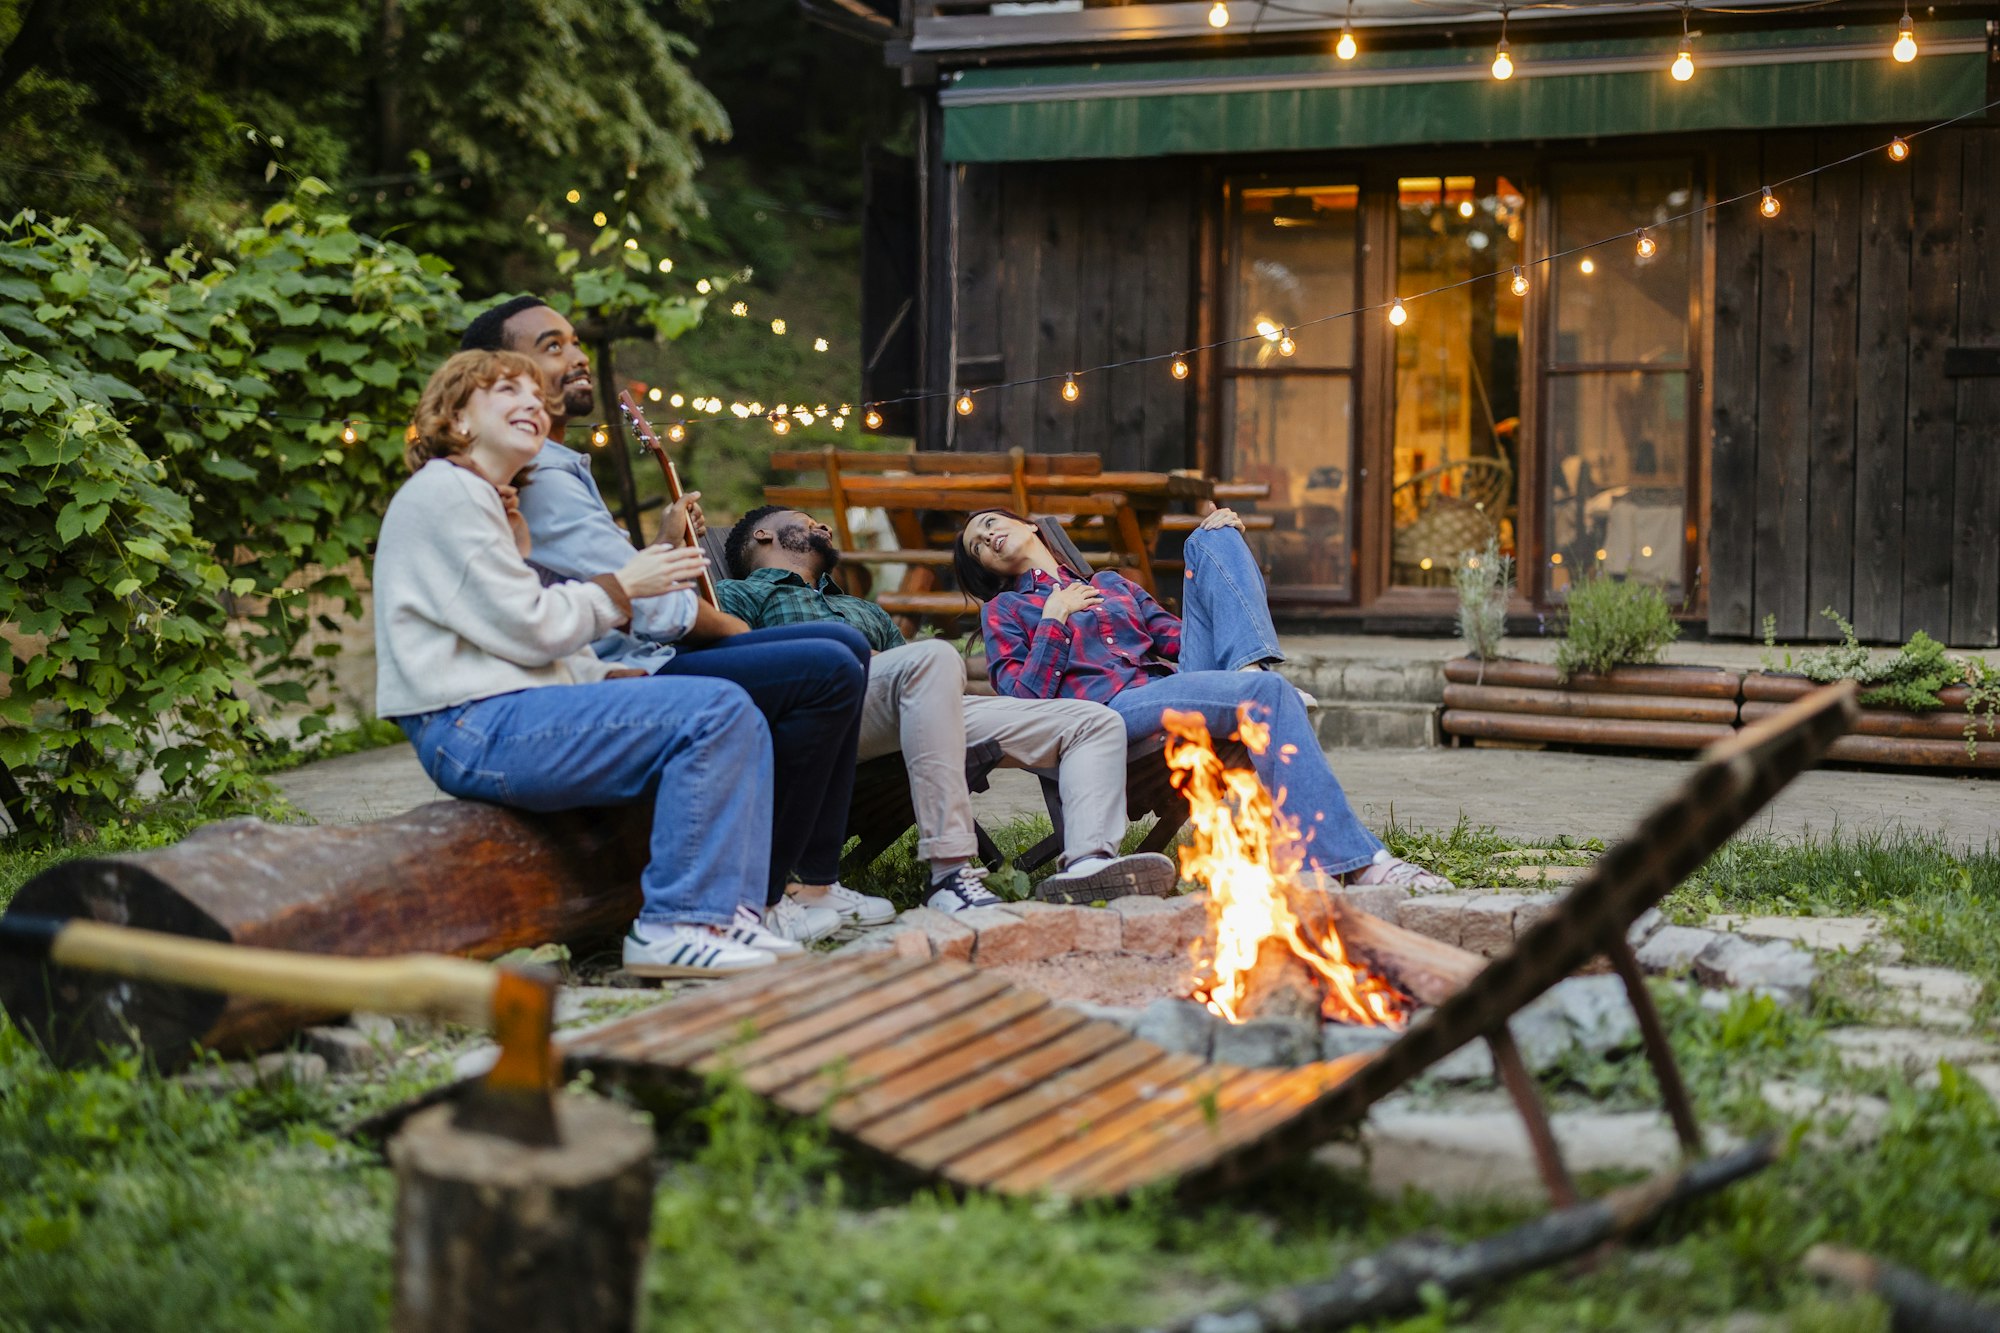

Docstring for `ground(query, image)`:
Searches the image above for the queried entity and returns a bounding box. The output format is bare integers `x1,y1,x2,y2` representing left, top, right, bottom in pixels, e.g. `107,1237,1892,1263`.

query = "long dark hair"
951,508,1091,603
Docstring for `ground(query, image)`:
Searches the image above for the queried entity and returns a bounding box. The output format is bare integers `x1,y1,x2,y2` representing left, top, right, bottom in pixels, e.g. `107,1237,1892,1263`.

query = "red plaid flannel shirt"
979,567,1181,702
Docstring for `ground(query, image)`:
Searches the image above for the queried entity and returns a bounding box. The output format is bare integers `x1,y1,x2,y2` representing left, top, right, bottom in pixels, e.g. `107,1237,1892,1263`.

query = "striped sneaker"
622,923,777,979
726,904,805,956
790,881,896,927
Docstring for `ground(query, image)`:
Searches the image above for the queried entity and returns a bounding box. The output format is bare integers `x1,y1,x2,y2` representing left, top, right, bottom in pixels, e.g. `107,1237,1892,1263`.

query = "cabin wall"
1709,124,2000,647
948,160,1201,472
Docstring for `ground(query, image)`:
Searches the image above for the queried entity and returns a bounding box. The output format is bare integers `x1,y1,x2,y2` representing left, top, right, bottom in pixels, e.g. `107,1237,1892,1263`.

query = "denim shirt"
514,438,698,671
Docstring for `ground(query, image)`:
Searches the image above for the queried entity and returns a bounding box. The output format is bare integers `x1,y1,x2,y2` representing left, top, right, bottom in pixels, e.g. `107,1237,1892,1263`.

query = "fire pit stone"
1106,895,1201,954
1397,895,1468,948
1131,997,1217,1060
1213,1014,1319,1067
1460,894,1532,957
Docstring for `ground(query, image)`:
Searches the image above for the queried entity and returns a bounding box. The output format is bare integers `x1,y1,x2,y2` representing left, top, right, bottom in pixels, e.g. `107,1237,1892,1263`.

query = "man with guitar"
460,297,890,943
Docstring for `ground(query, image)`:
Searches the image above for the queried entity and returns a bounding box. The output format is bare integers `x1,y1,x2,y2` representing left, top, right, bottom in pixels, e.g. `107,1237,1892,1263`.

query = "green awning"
941,21,1991,162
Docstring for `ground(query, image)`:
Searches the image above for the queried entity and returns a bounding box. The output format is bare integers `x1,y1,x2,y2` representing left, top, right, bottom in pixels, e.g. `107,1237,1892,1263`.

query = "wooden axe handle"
43,919,499,1029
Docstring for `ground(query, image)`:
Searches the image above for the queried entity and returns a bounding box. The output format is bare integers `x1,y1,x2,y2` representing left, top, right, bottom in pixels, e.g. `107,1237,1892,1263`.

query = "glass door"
1388,172,1527,587
1221,178,1360,598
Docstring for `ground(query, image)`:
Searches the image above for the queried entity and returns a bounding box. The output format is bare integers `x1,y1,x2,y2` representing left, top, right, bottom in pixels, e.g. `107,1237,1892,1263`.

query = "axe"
1,915,561,1146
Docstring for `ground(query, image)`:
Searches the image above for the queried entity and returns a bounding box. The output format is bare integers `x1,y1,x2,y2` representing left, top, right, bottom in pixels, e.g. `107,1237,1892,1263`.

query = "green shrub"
1764,610,2000,757
1553,577,1680,681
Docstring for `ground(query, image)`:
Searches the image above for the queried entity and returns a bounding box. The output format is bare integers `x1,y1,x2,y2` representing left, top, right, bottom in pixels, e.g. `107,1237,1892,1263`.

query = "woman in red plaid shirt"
955,508,1449,888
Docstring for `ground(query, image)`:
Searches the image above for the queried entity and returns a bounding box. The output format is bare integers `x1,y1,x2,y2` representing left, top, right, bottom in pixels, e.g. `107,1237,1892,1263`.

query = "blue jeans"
398,677,770,928
1107,527,1383,877
656,622,868,899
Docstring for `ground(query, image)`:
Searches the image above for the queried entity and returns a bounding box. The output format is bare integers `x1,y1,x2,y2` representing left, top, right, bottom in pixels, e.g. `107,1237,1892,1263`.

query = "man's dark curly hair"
459,295,549,352
723,504,789,580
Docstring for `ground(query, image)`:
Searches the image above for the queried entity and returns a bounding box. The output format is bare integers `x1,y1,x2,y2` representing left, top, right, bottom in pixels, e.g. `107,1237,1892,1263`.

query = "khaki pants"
856,640,1128,867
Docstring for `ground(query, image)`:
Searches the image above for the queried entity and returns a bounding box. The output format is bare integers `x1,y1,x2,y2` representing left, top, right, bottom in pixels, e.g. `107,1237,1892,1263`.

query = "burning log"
0,801,651,1068
1803,1246,2000,1333
1143,1137,1783,1333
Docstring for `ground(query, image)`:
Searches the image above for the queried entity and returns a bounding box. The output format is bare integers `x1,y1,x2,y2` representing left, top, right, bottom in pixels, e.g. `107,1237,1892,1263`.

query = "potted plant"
1443,574,1741,751
1746,612,2000,770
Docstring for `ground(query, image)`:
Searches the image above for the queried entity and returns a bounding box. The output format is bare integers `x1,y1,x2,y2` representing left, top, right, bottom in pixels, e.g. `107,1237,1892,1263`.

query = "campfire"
1165,706,1412,1029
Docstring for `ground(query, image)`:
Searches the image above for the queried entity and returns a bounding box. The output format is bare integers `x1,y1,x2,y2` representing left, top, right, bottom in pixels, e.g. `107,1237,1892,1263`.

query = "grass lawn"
2,821,1996,1331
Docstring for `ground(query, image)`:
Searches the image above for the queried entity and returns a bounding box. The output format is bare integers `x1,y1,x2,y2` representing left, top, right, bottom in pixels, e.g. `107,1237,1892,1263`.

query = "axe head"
451,965,561,1147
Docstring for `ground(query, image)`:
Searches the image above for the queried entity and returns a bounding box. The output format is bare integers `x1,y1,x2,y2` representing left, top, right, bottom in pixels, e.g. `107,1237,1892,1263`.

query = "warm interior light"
956,394,974,416
1336,27,1357,59
1491,38,1513,80
1889,135,1910,162
1208,0,1229,28
1595,548,1609,561
1893,14,1916,62
1760,187,1781,218
1551,552,1563,565
1509,267,1529,297
1388,298,1408,327
1061,375,1080,402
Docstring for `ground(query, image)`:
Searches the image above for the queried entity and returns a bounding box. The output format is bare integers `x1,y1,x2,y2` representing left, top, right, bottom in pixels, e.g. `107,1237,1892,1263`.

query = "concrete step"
1313,701,1440,749
1279,653,1447,706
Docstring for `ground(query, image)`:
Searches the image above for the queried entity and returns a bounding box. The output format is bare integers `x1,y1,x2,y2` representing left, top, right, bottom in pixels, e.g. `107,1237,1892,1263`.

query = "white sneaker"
1344,849,1454,891
622,922,777,979
761,894,842,944
926,863,1006,913
790,881,895,927
727,904,804,956
1037,852,1178,904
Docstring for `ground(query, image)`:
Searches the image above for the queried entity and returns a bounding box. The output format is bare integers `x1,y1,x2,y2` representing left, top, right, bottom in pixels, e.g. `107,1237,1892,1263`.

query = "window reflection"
1224,377,1353,596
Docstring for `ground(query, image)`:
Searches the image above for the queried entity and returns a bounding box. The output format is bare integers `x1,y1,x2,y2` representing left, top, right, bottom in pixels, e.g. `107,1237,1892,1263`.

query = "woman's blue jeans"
398,676,771,928
1107,526,1384,877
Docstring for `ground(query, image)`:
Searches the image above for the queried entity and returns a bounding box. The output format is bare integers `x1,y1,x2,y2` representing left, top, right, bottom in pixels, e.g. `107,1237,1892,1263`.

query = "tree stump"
390,1093,656,1333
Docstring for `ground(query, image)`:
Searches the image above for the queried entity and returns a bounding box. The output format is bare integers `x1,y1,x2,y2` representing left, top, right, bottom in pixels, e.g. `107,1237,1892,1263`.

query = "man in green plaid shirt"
717,506,1176,910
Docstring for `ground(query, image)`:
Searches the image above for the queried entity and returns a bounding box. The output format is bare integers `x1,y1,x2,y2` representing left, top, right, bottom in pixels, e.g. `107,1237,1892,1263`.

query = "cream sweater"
373,459,630,718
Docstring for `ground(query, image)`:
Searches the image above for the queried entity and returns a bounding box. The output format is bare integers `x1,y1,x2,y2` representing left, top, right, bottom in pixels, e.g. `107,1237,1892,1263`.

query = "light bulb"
1388,298,1408,327
623,238,638,251
1256,318,1281,341
648,387,662,402
1208,1,1228,28
730,301,748,317
813,337,829,352
956,394,974,416
770,318,787,334
565,189,582,204
1171,357,1190,380
1636,230,1656,259
695,279,711,294
864,409,884,430
657,258,673,273
832,416,845,429
1062,375,1079,402
1277,334,1296,357
1491,39,1513,80
1580,257,1596,275
1458,200,1475,219
1671,44,1693,81
1893,14,1916,62
339,421,358,446
1336,27,1357,59
1889,135,1910,162
1760,187,1780,218
592,211,608,227
666,423,686,443
1510,266,1528,297
1550,552,1564,565
590,424,610,448
670,393,684,407
772,416,789,435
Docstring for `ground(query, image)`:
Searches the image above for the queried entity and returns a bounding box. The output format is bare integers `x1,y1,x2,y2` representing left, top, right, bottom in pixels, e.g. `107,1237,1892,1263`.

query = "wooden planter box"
1741,674,2000,771
1442,659,1742,752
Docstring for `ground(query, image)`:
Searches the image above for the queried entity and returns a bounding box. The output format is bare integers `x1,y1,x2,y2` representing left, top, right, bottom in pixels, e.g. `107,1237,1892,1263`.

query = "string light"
1061,374,1080,402
1893,8,1917,62
1388,298,1408,327
770,318,787,335
955,393,975,416
590,423,610,449
622,238,638,251
1171,356,1190,380
864,409,884,430
1636,229,1657,258
695,279,711,294
730,301,748,317
1277,332,1296,357
339,419,358,446
771,415,790,435
565,189,581,204
1671,6,1694,81
666,423,686,443
813,338,829,352
1760,187,1781,218
648,387,663,402
1889,135,1910,162
1208,1,1229,29
1336,0,1357,59
657,258,673,274
1510,266,1529,297
592,211,608,226
1580,257,1596,274
1491,9,1513,80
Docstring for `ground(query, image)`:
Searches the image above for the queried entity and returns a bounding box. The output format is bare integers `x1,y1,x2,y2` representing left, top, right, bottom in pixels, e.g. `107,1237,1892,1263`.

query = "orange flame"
1165,705,1410,1028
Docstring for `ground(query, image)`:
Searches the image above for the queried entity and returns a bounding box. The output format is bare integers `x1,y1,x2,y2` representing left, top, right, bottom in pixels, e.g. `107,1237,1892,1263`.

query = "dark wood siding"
1707,125,1998,647
947,161,1199,470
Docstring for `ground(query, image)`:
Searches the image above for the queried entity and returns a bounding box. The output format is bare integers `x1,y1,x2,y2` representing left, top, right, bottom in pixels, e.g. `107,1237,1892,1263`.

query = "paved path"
274,733,1999,850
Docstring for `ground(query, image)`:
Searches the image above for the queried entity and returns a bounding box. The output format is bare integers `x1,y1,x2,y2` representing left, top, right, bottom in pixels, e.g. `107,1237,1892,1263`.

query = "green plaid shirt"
716,567,904,653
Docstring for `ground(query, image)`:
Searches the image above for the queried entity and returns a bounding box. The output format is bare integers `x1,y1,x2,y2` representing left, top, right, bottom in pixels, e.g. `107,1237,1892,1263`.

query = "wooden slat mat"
562,952,1370,1200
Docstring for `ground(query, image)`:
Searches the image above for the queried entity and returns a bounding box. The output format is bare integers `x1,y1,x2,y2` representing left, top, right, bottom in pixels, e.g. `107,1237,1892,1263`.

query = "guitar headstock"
616,390,665,459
